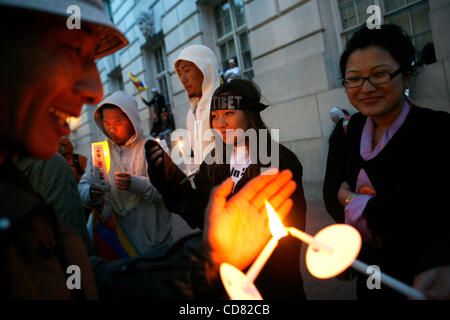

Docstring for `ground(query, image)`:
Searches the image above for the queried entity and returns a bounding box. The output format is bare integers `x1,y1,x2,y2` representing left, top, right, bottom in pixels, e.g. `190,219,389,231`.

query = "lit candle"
303,224,361,279
289,223,427,300
91,141,111,191
177,140,191,176
245,237,278,285
288,227,334,254
244,200,288,285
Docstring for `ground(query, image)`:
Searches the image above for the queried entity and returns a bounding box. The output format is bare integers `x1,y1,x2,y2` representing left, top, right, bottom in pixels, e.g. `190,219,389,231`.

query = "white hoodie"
79,91,172,255
174,45,220,167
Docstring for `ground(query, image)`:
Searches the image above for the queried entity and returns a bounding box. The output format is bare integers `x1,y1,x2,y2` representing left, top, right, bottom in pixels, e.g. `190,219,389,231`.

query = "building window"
337,0,433,60
155,46,165,74
153,46,172,111
338,0,372,32
108,67,124,93
384,0,433,58
214,0,253,81
214,1,232,38
102,0,114,23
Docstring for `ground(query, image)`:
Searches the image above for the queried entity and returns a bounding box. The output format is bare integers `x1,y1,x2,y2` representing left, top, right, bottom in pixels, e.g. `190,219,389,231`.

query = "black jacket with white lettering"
146,141,307,299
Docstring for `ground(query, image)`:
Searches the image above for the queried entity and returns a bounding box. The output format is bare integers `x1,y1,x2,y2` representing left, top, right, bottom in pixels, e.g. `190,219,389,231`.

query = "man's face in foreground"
0,17,103,159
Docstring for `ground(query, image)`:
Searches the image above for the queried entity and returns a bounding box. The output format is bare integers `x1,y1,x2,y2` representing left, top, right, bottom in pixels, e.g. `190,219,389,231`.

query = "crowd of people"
1,0,449,301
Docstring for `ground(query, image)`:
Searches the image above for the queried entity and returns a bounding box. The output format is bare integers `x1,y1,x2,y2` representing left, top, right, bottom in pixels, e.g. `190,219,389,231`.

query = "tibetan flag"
128,72,148,93
91,208,137,261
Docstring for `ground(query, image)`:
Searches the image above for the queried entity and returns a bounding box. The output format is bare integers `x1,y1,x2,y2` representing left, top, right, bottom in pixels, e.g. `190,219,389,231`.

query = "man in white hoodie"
174,45,221,168
79,91,173,257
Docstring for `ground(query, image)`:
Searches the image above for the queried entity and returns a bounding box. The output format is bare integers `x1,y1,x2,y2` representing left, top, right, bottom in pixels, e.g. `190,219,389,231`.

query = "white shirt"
229,145,250,193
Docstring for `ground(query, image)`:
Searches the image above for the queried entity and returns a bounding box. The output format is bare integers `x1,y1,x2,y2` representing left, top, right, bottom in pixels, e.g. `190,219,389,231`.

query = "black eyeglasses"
342,68,403,88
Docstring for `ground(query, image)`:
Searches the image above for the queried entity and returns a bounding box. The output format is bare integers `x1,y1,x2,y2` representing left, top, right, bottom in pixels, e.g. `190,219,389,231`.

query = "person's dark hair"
342,109,350,116
207,79,273,184
99,104,127,122
339,24,416,80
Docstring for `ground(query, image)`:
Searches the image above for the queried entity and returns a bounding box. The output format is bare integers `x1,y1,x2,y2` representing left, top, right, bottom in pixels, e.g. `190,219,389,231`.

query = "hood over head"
174,44,220,112
94,90,143,146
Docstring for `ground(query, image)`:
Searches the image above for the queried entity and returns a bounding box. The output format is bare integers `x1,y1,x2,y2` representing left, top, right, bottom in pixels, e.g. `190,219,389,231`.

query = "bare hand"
413,265,450,300
115,172,132,190
90,184,105,203
203,169,296,270
149,145,163,167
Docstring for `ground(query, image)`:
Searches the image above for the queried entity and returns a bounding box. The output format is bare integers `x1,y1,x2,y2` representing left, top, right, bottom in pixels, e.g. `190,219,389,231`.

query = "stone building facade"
69,0,450,199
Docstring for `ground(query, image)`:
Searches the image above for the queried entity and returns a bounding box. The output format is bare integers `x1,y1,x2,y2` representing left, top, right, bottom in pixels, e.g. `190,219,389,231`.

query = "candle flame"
265,200,288,240
177,140,183,149
155,138,160,143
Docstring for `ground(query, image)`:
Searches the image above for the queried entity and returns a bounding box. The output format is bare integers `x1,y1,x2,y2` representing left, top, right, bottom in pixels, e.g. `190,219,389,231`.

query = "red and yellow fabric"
92,208,137,261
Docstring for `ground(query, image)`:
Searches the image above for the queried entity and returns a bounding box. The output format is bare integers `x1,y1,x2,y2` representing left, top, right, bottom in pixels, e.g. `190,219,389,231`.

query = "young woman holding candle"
323,24,450,299
146,79,307,299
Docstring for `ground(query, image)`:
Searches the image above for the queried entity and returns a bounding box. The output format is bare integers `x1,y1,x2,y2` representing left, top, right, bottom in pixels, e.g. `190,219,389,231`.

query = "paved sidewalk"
169,198,357,300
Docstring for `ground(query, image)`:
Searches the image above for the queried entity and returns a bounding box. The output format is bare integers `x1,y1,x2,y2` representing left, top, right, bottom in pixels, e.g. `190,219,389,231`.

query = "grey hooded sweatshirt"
79,91,173,255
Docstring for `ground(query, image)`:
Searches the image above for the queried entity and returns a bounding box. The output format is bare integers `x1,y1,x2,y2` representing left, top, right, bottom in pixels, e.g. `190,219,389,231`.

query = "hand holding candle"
145,139,164,167
207,169,295,270
218,174,295,300
89,184,105,203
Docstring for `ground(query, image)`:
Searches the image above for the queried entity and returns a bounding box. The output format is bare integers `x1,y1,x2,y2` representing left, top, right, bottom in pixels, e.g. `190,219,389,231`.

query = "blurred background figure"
223,58,241,83
58,137,87,183
153,106,175,149
142,88,166,135
329,106,351,135
142,88,175,148
329,107,346,125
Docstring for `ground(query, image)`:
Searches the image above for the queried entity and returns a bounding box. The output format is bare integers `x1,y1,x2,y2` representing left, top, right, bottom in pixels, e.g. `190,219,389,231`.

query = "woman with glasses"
323,24,450,299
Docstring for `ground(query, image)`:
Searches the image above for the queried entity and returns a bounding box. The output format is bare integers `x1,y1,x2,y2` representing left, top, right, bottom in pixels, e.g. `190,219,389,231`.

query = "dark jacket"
323,105,450,299
147,141,307,299
90,232,225,299
143,93,166,115
0,159,98,299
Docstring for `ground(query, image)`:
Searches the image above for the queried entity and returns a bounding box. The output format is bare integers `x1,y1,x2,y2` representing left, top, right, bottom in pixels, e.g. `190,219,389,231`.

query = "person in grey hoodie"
174,45,221,169
79,91,173,257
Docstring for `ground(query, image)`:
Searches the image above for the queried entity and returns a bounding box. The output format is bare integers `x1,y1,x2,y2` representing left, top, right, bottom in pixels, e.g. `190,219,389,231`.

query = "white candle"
243,200,288,287
351,259,426,300
178,140,191,176
288,227,334,254
245,237,278,285
91,141,111,191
